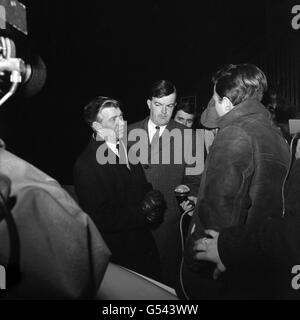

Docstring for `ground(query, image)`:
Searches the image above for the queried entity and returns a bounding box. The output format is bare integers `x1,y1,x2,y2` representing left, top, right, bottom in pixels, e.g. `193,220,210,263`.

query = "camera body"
0,0,27,36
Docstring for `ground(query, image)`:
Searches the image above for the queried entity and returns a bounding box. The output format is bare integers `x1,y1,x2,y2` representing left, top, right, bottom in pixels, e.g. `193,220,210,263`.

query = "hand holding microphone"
174,184,196,215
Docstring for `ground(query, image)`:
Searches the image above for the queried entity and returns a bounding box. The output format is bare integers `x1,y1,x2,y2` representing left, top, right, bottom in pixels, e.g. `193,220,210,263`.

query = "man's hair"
147,80,177,99
212,64,268,106
83,96,121,126
174,101,195,116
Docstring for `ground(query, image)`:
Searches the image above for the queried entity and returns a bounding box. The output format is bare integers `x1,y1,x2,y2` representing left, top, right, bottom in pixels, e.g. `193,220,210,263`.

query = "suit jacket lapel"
141,117,151,143
140,117,153,162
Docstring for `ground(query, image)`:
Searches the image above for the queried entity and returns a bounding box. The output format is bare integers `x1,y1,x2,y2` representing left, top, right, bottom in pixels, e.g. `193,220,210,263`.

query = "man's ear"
92,121,102,132
147,99,151,109
223,97,234,112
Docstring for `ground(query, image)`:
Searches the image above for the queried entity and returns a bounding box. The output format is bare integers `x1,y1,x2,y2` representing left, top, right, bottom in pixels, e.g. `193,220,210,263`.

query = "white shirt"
95,132,130,167
96,131,119,156
106,140,130,169
148,119,167,143
106,141,119,156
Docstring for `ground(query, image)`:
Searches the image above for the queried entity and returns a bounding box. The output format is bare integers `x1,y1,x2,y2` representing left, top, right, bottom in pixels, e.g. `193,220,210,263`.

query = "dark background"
0,0,299,184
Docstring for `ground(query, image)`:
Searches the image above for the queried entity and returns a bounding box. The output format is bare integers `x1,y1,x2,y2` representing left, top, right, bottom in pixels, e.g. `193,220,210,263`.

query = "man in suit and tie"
128,81,201,288
74,96,166,281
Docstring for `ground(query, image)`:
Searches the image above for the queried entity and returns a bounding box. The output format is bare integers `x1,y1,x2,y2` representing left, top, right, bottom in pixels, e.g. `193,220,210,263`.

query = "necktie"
116,142,120,164
149,126,160,164
116,141,130,170
151,126,160,146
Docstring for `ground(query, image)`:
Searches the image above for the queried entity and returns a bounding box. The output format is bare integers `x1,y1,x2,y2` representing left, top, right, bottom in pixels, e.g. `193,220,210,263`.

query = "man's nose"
161,105,167,114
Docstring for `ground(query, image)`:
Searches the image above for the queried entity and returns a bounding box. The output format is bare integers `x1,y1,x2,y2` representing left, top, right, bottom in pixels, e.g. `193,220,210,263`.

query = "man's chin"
157,118,170,126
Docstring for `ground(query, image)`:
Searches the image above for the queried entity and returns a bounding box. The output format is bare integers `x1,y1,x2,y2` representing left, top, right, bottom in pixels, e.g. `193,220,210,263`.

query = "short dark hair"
213,64,268,106
174,101,195,116
83,96,121,126
148,80,177,99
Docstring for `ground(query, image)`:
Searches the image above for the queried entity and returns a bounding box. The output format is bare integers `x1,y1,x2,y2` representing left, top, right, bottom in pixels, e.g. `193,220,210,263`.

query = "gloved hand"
141,190,166,228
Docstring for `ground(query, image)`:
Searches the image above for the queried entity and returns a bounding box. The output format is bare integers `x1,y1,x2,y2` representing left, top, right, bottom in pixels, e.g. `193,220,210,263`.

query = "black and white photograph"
0,0,300,309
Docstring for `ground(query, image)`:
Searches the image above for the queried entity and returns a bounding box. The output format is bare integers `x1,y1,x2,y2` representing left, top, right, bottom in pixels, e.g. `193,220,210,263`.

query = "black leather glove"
141,190,166,228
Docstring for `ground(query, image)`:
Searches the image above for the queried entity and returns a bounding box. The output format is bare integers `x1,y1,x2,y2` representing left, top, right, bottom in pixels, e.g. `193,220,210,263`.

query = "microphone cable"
179,206,194,300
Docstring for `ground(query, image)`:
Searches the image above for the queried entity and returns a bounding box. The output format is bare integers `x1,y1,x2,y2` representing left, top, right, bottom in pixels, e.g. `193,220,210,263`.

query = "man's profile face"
147,93,176,126
95,107,125,141
174,110,194,128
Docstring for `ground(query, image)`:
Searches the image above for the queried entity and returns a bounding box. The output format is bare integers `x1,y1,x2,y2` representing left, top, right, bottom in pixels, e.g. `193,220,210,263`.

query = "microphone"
176,184,196,281
174,184,195,214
